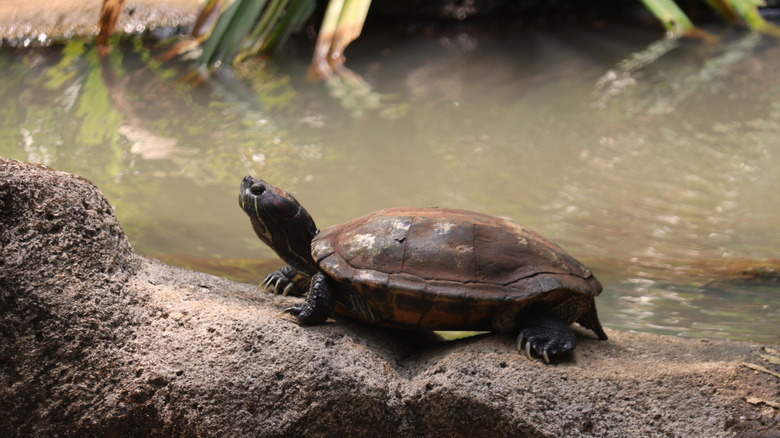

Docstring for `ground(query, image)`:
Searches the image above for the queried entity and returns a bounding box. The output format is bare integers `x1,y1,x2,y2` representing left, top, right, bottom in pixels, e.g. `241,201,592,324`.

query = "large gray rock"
1,157,778,437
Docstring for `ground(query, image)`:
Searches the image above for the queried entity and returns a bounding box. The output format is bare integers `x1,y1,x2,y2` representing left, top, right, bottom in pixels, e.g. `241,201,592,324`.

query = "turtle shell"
311,207,602,331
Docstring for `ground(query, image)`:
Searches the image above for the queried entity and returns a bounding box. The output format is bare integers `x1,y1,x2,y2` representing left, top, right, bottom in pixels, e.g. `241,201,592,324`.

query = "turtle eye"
250,185,266,196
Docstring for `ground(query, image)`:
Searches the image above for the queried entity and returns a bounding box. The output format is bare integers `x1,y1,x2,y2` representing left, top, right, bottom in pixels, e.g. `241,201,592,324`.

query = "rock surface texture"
1,157,779,437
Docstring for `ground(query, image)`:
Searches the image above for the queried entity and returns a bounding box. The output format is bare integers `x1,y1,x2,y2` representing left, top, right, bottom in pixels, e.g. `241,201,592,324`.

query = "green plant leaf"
199,0,270,66
639,0,696,34
728,0,780,36
266,0,316,52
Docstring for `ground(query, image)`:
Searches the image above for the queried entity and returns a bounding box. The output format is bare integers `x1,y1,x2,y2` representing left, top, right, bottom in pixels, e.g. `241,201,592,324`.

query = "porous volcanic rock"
1,157,778,437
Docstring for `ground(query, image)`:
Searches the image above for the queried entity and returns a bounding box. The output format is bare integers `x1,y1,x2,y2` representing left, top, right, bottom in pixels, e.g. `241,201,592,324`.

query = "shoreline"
0,0,202,41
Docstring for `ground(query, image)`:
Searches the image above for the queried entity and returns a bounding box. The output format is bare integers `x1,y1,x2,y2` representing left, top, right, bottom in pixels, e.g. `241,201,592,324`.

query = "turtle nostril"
250,185,266,196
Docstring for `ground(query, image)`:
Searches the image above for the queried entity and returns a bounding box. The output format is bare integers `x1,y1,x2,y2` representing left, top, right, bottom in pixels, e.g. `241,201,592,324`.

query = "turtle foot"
259,267,301,296
279,304,305,322
279,300,329,325
516,315,576,364
277,272,335,325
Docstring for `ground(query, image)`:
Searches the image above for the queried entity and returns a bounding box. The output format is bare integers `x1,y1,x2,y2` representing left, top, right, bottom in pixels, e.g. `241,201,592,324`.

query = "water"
1,23,778,343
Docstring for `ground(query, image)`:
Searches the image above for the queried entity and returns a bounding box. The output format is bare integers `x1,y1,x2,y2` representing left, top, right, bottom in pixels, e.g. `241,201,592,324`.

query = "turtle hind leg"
283,272,335,325
516,314,576,363
576,301,608,340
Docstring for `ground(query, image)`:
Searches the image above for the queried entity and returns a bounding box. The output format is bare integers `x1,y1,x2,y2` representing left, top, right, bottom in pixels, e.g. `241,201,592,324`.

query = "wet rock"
1,157,778,437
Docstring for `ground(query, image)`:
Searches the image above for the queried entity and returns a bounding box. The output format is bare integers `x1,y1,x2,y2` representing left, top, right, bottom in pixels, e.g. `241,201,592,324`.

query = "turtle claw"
516,315,576,364
259,268,304,296
517,335,534,361
258,274,277,294
259,273,286,295
520,337,550,363
279,303,307,323
516,332,559,364
279,309,300,322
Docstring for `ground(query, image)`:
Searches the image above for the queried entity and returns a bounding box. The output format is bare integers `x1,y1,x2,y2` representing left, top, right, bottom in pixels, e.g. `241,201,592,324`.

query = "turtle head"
239,176,319,275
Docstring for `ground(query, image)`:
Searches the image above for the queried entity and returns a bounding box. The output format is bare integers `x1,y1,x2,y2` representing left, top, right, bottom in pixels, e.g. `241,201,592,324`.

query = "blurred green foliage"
191,0,780,73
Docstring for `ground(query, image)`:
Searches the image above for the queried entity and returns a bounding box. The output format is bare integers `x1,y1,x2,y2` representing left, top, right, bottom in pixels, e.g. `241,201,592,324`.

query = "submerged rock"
1,157,778,437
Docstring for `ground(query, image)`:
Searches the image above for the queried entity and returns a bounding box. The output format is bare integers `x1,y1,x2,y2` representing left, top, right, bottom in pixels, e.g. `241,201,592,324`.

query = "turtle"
239,176,607,362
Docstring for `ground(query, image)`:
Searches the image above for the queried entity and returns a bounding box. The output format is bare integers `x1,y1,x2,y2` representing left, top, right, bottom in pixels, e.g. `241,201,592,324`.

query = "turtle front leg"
516,314,576,364
259,265,309,297
283,272,336,325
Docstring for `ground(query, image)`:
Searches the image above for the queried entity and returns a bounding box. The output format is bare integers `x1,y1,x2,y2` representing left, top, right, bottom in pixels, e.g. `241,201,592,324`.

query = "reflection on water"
1,24,778,343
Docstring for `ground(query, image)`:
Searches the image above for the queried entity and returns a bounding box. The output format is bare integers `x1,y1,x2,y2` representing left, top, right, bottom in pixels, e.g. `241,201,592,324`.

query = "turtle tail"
577,299,608,340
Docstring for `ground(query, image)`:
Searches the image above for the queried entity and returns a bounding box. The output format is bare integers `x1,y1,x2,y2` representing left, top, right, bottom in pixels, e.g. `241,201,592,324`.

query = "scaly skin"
284,272,336,324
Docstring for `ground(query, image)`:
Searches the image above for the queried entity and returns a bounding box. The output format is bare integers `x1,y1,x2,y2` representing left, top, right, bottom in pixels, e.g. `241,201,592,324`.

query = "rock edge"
0,0,202,41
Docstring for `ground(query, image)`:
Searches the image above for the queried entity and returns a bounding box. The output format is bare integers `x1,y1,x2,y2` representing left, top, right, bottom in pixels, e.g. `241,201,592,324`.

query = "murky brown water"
1,23,778,342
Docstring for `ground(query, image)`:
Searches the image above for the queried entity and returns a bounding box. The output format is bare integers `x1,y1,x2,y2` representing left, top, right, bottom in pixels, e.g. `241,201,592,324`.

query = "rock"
0,0,202,41
1,157,778,437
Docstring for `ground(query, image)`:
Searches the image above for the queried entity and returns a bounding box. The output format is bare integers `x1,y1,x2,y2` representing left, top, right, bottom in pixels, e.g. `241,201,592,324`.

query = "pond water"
1,22,778,343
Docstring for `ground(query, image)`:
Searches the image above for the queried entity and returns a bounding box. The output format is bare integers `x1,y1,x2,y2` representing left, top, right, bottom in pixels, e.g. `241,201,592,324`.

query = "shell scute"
352,268,389,289
402,216,476,284
333,215,410,275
